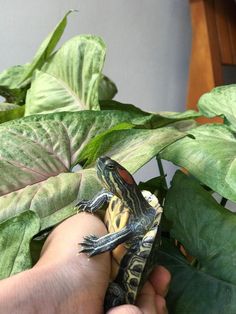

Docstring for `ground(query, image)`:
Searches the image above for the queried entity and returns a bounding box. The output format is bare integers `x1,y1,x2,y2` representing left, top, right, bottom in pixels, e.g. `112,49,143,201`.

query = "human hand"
37,213,170,313
0,213,170,313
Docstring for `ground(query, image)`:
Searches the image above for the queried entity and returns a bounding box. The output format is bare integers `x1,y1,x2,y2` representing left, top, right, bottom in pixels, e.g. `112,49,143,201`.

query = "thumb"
38,213,111,298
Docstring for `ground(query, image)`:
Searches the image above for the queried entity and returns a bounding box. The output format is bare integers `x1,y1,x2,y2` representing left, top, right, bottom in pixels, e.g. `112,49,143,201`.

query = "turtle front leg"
79,225,134,257
75,189,113,213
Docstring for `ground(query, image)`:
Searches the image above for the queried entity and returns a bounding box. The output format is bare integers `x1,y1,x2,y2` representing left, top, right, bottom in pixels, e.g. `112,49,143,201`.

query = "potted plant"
0,11,235,313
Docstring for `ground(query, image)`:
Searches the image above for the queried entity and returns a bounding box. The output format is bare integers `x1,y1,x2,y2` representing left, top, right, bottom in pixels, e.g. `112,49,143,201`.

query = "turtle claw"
78,234,99,257
79,247,97,257
79,234,98,245
75,200,91,213
83,234,98,242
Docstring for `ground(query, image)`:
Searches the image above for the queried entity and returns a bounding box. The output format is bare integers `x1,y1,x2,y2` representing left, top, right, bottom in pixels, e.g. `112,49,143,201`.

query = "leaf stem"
156,155,168,190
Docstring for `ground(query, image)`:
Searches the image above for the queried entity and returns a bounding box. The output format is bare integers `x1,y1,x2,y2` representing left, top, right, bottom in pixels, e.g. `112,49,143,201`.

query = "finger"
135,281,157,314
107,304,142,314
40,212,107,260
155,295,168,314
37,213,111,283
149,265,171,297
138,280,155,295
136,284,168,314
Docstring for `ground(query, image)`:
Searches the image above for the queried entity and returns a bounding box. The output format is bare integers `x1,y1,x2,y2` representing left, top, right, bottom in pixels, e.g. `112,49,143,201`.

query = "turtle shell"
104,196,130,280
104,190,162,282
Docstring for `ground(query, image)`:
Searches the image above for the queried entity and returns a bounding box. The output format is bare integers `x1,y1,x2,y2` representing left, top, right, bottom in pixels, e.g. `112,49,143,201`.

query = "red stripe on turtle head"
117,167,135,185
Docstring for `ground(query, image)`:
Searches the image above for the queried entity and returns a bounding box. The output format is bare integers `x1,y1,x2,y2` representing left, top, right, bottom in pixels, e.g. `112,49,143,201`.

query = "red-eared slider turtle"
75,156,163,310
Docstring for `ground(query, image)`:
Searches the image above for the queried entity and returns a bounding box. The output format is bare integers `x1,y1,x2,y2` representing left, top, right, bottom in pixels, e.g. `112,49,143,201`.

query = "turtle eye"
106,163,115,170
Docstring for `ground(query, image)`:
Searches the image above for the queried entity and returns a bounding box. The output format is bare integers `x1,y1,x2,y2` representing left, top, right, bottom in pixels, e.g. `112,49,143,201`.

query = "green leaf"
0,64,29,104
0,110,166,229
198,85,236,129
25,35,106,115
159,239,236,314
0,112,102,221
0,11,74,105
164,171,236,285
161,123,236,202
24,69,83,114
98,75,118,100
20,10,75,84
79,125,188,173
0,211,40,279
0,103,25,123
100,100,151,115
101,100,201,127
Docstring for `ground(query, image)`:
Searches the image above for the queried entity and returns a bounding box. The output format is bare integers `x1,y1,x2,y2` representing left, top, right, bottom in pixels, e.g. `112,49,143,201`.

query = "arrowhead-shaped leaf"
0,11,74,105
20,10,75,84
0,105,196,229
1,110,154,228
161,124,236,202
25,35,106,115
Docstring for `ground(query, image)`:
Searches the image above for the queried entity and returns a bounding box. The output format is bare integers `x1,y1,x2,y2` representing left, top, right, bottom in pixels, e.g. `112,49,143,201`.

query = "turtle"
75,156,163,310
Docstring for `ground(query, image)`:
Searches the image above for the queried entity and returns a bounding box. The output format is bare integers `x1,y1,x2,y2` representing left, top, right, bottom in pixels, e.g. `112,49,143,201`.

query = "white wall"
0,0,191,182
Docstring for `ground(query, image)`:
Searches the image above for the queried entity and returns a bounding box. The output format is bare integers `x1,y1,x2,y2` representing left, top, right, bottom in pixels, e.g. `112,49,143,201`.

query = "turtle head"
96,156,136,198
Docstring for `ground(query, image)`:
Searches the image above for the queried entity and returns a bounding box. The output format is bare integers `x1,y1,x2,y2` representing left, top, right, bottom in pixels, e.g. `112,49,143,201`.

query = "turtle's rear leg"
75,189,113,213
104,282,126,311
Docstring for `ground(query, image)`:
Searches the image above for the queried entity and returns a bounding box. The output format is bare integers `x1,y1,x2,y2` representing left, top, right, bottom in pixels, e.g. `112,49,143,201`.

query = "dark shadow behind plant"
0,11,236,314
